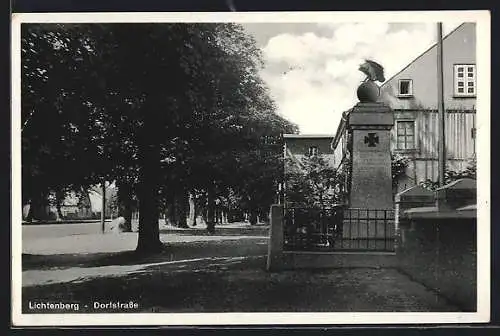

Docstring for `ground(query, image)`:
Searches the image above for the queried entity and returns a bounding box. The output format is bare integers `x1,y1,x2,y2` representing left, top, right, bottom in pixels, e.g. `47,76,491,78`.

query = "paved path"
22,253,459,313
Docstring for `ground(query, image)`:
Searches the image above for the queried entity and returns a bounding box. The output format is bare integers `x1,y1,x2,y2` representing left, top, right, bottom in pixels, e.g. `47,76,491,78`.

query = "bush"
419,156,476,191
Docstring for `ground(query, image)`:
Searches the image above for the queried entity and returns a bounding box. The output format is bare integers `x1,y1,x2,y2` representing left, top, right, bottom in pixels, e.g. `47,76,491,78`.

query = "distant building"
282,134,336,205
332,23,477,195
23,184,119,221
50,191,93,219
284,134,335,168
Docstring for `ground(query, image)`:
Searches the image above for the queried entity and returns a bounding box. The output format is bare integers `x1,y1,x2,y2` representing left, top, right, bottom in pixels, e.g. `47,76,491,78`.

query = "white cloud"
259,22,463,134
263,32,337,66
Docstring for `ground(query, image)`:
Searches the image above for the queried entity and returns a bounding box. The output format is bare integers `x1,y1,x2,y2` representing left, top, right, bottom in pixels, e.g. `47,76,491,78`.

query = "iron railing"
283,206,395,252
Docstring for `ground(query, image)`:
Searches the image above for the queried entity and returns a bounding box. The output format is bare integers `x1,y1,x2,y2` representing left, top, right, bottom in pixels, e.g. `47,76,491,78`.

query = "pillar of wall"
266,204,284,271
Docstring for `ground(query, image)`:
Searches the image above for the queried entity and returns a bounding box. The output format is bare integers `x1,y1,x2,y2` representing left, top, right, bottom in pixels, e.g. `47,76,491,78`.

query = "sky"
242,22,462,134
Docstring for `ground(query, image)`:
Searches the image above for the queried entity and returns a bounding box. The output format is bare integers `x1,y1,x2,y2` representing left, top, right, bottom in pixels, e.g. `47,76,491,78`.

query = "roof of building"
435,177,476,191
404,206,476,219
283,134,334,139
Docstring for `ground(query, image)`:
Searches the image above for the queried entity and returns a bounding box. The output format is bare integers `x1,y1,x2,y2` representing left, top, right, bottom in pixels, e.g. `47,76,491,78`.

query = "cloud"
258,22,463,134
263,32,337,66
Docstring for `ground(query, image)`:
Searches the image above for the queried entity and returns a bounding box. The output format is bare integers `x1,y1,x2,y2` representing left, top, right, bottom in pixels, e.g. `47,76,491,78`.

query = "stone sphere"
357,81,380,103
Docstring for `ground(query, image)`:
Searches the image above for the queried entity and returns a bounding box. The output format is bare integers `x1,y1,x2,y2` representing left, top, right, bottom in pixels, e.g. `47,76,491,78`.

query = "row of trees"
22,23,298,253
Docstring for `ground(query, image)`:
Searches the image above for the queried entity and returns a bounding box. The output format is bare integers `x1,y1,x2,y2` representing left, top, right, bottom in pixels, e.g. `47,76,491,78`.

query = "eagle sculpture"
359,60,385,83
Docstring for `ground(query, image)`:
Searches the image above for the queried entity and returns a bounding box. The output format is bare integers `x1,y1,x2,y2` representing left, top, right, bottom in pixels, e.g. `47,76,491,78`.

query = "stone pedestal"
348,102,394,209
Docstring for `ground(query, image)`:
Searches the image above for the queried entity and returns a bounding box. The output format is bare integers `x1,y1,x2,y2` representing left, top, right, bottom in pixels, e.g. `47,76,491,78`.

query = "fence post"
266,204,284,271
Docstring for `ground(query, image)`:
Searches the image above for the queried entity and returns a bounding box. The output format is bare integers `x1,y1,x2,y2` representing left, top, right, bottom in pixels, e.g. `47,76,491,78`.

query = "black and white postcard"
11,10,491,326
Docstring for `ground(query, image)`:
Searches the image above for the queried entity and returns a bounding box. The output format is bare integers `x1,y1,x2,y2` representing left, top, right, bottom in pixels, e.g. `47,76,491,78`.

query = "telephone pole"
437,22,446,186
101,180,106,233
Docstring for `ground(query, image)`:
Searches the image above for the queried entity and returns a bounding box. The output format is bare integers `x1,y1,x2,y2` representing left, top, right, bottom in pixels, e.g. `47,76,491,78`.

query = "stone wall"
395,179,477,312
396,217,477,311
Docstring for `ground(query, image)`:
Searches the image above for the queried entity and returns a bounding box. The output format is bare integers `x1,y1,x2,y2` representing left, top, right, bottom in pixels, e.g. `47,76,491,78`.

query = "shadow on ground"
22,238,269,271
159,226,269,236
22,255,461,313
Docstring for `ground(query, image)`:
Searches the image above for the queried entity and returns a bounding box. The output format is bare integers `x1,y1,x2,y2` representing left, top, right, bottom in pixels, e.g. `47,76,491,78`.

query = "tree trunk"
136,178,162,253
136,107,163,254
54,189,65,221
55,202,63,221
168,198,178,227
262,209,270,225
164,208,171,226
176,191,189,228
218,209,224,225
122,204,133,232
189,194,197,226
78,188,93,219
26,191,50,222
206,185,216,234
249,207,258,225
201,210,207,226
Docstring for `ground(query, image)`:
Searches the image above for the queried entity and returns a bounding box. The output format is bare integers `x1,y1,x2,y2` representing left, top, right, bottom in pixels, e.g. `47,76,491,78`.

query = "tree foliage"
21,23,297,251
419,155,476,190
391,153,411,191
284,153,341,208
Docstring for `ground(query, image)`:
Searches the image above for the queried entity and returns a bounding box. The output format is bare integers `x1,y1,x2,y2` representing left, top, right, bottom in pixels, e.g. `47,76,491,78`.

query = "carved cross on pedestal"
364,132,379,147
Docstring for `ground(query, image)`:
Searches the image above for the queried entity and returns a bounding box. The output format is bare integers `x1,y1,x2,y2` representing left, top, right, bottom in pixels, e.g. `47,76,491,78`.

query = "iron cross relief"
364,132,379,147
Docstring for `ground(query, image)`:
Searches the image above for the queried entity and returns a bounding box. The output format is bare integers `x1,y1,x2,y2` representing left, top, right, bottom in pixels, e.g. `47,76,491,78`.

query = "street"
22,221,107,239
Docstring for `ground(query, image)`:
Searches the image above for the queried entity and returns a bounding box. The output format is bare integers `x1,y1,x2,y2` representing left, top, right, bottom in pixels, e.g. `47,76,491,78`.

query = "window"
308,146,319,156
396,120,415,150
398,79,413,97
454,64,476,96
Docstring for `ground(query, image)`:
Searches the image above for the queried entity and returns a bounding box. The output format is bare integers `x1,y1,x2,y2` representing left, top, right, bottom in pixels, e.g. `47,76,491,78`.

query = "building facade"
284,134,335,167
381,22,476,192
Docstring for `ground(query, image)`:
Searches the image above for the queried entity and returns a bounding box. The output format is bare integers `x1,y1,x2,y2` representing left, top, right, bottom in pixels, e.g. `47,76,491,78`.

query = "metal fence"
283,206,395,252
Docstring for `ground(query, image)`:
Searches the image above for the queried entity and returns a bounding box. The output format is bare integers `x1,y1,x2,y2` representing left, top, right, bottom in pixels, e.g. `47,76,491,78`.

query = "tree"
391,153,410,192
22,22,298,251
21,24,114,221
284,153,341,208
153,23,297,230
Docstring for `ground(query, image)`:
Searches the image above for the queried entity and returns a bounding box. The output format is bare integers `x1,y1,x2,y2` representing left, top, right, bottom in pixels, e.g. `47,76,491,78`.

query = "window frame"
308,146,319,157
454,64,476,97
394,119,417,152
397,79,413,97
